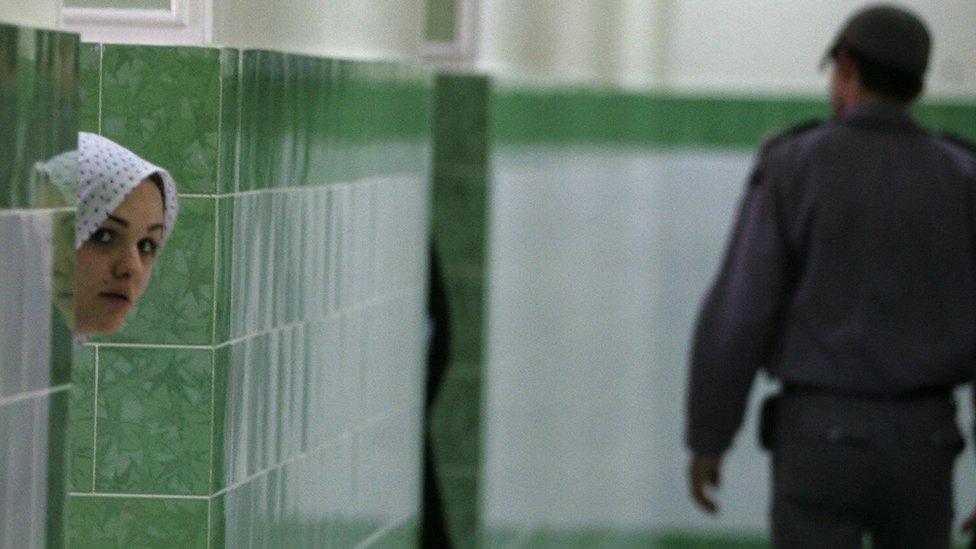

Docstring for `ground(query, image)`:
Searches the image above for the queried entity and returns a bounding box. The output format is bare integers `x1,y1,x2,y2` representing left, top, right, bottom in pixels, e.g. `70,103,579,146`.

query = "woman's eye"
91,228,113,243
138,238,159,257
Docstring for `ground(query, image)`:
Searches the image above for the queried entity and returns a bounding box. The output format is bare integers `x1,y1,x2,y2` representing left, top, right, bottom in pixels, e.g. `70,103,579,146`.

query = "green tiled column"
67,43,433,548
0,23,79,549
429,73,491,549
67,44,223,549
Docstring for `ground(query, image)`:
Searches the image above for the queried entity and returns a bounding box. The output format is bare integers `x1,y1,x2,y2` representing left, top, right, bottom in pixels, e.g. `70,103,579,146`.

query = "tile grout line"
207,195,220,549
207,338,217,549
67,492,210,501
211,199,221,347
178,173,422,200
234,50,242,196
211,404,409,500
91,345,100,493
353,512,414,549
93,285,422,353
209,436,344,500
91,342,214,350
206,499,212,549
0,207,75,216
215,49,224,199
0,384,72,408
96,43,103,135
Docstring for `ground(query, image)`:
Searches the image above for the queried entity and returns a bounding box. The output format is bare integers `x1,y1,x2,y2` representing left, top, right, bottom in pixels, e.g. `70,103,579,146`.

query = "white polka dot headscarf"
76,132,179,250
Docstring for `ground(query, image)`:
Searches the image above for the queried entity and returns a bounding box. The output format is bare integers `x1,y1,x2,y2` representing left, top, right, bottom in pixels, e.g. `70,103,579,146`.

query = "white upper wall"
668,0,976,98
479,0,976,98
0,0,60,30
479,0,672,87
211,0,425,60
50,0,424,60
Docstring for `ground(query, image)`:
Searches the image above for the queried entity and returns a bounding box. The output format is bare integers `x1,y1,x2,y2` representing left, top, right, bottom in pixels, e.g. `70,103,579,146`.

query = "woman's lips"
98,292,131,308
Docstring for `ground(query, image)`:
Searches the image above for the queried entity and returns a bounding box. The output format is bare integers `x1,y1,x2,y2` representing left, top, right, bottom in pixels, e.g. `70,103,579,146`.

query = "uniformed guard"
684,4,976,547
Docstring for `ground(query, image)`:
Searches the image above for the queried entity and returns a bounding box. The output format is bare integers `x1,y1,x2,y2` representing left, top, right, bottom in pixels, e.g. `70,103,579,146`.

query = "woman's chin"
74,314,126,336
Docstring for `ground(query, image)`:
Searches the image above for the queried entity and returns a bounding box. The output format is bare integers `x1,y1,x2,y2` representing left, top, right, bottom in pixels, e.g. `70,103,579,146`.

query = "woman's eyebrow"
106,214,129,227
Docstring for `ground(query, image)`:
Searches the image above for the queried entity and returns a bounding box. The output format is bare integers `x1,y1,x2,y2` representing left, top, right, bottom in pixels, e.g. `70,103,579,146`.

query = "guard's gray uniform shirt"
686,101,976,457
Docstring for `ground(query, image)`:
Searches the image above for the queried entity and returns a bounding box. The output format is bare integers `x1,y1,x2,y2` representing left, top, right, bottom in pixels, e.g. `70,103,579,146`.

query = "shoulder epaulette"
937,132,976,159
758,119,825,155
749,120,824,187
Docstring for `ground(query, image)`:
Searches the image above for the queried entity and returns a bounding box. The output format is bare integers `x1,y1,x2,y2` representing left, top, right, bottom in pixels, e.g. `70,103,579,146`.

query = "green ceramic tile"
237,53,433,191
67,496,208,548
0,26,79,209
305,58,338,185
94,347,213,495
431,368,481,469
79,42,101,134
97,197,216,345
434,74,489,169
443,272,484,365
438,472,480,549
49,288,74,387
208,493,225,548
50,392,72,549
432,173,487,268
68,344,96,492
238,50,282,192
214,197,234,344
101,45,220,194
210,345,228,494
218,48,240,195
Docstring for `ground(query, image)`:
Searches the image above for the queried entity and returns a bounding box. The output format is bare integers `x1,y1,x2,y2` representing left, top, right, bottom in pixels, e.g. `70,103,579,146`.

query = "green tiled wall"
430,73,491,549
0,23,78,549
67,44,433,547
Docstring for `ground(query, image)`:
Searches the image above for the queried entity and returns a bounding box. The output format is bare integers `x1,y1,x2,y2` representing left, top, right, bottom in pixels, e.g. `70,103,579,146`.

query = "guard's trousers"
770,389,964,549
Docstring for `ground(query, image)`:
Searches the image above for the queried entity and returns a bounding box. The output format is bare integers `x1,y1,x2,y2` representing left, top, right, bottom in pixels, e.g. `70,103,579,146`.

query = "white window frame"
422,0,480,68
61,0,211,45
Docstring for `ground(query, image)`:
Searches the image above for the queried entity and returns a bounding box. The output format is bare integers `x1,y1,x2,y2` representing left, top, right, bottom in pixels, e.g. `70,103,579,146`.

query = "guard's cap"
822,4,931,77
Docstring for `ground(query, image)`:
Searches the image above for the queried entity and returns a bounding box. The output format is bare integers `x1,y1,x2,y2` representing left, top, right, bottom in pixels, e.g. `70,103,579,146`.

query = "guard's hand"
961,505,976,533
688,454,722,515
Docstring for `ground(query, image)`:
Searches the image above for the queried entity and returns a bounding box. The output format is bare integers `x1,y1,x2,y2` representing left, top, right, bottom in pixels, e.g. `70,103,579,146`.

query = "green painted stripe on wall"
490,88,976,149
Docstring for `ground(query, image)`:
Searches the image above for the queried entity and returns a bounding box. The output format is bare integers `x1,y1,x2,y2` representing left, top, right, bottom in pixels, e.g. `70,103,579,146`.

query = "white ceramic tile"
1,398,48,548
0,212,54,400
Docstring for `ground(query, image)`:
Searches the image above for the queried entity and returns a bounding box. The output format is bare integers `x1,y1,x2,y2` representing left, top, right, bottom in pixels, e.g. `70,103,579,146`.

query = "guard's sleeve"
685,152,793,457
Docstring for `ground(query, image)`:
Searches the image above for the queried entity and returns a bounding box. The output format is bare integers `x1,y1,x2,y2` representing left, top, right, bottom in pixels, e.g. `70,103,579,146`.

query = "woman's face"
74,179,165,335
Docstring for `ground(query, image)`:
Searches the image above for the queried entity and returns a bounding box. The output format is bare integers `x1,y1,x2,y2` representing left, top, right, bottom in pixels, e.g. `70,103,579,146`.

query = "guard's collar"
841,100,921,133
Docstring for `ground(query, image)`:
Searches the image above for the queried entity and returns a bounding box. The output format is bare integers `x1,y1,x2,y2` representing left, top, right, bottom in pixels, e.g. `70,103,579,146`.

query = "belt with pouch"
758,382,958,451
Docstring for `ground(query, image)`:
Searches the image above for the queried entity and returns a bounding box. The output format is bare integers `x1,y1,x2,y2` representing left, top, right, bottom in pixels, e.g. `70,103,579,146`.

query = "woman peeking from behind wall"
36,132,179,335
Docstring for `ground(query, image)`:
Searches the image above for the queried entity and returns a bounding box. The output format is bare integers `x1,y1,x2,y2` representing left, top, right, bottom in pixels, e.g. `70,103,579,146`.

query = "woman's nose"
110,246,143,279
